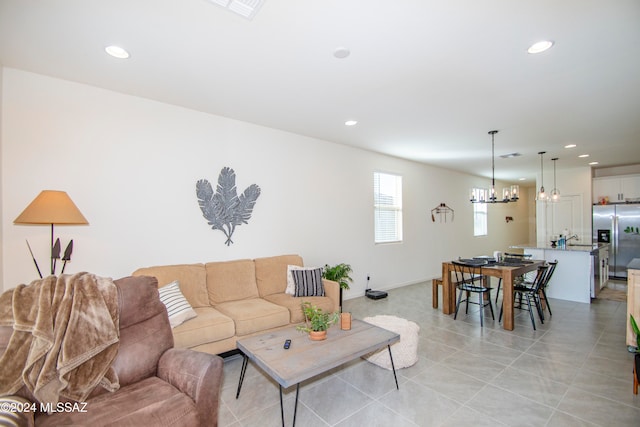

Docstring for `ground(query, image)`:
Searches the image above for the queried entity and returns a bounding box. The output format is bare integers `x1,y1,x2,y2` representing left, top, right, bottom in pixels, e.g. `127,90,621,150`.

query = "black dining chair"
494,253,533,304
499,265,548,330
451,260,494,327
519,260,557,321
538,260,557,319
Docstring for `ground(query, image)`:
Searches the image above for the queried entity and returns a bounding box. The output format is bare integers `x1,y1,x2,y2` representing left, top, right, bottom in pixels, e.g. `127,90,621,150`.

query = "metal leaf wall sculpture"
196,167,261,246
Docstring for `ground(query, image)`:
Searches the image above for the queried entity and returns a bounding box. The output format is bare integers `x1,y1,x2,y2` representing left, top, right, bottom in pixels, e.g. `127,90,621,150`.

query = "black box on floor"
366,290,388,300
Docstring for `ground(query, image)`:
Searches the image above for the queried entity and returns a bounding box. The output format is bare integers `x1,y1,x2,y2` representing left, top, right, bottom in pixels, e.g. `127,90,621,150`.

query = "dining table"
441,259,546,331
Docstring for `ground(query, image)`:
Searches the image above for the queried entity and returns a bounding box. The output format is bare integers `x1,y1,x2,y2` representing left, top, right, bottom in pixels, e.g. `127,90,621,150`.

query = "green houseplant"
296,302,339,341
630,314,640,352
322,263,353,290
322,263,353,312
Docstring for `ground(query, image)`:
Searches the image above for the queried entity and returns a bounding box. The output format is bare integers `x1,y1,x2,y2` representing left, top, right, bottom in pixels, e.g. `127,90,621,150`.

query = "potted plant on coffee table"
322,263,353,311
296,302,339,341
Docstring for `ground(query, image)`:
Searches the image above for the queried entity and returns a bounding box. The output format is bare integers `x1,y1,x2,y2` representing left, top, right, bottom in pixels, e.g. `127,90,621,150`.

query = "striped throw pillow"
291,268,325,297
158,280,197,328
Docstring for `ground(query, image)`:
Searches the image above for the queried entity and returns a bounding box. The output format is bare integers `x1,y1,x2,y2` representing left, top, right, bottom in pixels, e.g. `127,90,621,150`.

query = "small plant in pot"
296,302,339,341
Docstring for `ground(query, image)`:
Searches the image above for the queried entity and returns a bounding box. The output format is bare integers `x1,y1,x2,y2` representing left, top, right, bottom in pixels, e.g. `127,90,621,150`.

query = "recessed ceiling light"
344,120,358,126
105,45,130,59
578,154,590,158
589,161,599,165
334,47,351,59
519,178,526,181
527,40,554,54
564,144,577,148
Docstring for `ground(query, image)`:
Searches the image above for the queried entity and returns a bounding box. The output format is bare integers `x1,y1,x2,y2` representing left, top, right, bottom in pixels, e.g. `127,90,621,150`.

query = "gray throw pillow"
291,268,325,297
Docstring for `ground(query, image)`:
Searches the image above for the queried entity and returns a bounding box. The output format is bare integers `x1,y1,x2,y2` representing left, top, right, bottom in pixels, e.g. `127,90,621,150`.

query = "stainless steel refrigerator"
593,204,640,279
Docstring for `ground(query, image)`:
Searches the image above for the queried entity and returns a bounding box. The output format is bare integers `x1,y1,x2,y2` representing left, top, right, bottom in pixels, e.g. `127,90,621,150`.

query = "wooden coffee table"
236,319,400,426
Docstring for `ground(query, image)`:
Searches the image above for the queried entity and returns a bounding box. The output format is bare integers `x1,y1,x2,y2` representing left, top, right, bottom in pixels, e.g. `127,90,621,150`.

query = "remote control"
283,339,291,349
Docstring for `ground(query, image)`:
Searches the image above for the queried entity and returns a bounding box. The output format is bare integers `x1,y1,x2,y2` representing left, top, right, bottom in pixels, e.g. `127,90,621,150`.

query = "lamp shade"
14,190,88,225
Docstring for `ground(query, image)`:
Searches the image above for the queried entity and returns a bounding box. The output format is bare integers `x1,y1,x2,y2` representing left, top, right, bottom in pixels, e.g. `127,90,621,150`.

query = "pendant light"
550,157,560,202
536,151,547,202
470,130,519,204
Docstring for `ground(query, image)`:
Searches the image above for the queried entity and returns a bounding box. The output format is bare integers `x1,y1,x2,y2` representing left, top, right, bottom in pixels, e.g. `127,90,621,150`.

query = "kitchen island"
509,243,610,303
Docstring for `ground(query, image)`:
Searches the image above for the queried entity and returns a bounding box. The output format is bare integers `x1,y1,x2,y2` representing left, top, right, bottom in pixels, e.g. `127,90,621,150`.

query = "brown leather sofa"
0,275,224,426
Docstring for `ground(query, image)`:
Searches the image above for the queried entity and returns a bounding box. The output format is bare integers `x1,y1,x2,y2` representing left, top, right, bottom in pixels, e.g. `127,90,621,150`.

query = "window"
472,187,488,236
374,172,403,243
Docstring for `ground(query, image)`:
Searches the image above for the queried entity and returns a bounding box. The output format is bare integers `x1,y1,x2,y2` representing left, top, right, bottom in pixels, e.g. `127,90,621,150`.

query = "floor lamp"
14,190,89,277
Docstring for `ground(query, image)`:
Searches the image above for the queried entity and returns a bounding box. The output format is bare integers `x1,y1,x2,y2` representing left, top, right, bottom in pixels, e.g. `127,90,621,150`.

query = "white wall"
1,68,531,297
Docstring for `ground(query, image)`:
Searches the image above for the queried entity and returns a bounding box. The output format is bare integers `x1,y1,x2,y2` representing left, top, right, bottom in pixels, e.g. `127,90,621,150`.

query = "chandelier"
470,130,519,204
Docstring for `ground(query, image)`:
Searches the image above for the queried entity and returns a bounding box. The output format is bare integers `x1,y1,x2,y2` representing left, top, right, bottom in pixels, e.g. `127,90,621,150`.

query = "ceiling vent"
207,0,265,20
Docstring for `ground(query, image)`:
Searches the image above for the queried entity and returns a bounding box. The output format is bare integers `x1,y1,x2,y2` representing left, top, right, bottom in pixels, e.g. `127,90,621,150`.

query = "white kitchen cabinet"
622,175,640,200
593,174,640,204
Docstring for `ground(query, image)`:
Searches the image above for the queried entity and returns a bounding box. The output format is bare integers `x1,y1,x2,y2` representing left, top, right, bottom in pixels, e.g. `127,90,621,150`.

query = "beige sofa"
132,254,339,355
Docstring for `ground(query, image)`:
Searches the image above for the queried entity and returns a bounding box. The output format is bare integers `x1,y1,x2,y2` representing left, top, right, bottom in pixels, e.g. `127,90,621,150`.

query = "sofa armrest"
157,348,224,426
322,279,340,311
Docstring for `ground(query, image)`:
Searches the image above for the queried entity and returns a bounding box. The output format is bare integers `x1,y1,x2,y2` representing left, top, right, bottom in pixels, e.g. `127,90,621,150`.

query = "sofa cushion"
36,376,199,427
132,264,209,308
172,307,235,349
263,293,336,323
206,259,259,304
215,298,290,336
255,254,303,297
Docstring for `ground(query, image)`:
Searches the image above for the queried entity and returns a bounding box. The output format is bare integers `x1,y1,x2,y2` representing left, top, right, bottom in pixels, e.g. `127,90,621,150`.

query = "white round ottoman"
362,315,419,370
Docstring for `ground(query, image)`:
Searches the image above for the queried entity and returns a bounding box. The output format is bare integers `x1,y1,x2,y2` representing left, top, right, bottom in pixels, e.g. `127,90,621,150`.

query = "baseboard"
344,277,434,300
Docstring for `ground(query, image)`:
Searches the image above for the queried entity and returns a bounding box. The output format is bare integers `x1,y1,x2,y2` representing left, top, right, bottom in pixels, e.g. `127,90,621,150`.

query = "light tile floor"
218,280,639,426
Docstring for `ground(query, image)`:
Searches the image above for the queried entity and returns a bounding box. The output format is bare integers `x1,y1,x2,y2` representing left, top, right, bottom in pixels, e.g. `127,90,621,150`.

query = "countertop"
510,242,610,254
628,258,640,270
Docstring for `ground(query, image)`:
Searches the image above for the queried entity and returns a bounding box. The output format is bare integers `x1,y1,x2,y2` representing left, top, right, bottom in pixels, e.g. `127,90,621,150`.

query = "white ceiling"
1,0,639,183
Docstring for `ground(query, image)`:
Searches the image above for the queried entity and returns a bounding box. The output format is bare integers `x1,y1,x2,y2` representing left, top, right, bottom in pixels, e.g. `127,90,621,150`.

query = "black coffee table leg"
236,354,249,399
279,385,285,427
292,384,300,426
388,345,399,390
279,383,300,427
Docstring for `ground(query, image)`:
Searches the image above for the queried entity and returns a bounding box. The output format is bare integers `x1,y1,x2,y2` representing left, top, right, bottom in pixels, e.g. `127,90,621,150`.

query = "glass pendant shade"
470,188,488,202
538,186,546,201
502,187,511,201
536,151,547,202
510,184,519,200
550,157,560,202
502,184,520,202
